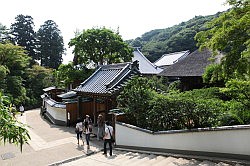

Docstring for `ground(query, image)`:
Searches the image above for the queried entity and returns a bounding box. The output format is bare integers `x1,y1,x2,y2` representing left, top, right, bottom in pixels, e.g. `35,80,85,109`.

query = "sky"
0,0,229,64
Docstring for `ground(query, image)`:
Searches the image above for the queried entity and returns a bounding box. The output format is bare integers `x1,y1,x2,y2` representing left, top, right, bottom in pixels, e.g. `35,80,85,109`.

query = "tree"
54,63,93,89
25,65,54,108
117,76,154,128
221,79,250,109
0,92,30,152
10,15,37,64
37,20,64,69
0,43,30,105
195,0,249,80
69,27,133,66
117,76,167,128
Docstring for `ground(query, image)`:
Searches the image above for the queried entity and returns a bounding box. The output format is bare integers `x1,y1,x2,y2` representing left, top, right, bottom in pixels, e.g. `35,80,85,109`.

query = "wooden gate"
66,102,77,126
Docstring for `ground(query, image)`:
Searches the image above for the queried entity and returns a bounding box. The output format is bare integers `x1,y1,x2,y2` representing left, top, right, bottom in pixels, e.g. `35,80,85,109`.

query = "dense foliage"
128,13,220,62
195,0,249,81
69,27,133,66
24,65,54,108
54,63,94,89
37,20,65,69
0,43,30,105
0,42,54,107
118,76,250,131
0,14,66,107
0,92,30,151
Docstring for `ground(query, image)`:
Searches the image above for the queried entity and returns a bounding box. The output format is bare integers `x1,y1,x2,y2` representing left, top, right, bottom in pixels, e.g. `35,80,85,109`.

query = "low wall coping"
116,121,250,135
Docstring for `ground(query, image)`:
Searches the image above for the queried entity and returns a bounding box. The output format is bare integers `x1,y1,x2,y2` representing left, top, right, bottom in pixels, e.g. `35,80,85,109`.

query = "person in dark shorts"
75,118,84,146
84,120,91,149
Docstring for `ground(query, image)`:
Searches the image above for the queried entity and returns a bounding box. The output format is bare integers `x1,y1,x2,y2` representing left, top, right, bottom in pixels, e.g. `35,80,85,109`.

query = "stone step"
129,153,157,166
216,162,232,166
199,160,217,166
146,155,166,165
166,157,201,166
61,150,242,166
110,152,136,163
151,156,177,166
185,158,202,166
121,153,149,165
119,152,145,165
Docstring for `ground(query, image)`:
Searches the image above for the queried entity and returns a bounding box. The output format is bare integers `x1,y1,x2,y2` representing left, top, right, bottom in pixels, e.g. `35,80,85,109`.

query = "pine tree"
10,15,37,64
37,20,64,69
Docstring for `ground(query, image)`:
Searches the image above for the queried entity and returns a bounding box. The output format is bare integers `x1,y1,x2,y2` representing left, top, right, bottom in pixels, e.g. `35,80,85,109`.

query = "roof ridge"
105,63,131,89
77,66,102,87
134,49,158,69
154,50,189,64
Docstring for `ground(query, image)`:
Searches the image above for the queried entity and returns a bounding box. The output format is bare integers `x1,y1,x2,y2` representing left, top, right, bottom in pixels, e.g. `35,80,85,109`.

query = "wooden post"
77,96,81,119
93,96,96,125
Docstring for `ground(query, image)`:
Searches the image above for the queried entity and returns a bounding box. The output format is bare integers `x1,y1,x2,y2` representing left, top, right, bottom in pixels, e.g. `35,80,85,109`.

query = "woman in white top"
75,118,84,145
103,121,114,156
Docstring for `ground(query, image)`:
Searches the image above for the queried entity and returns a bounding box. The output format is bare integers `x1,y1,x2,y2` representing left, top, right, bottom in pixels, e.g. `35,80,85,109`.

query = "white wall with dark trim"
46,104,66,122
115,122,250,156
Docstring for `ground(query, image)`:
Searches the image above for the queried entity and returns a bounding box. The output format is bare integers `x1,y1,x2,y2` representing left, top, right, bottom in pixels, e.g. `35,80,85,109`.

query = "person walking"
84,120,91,150
103,121,114,156
19,105,24,116
75,118,84,146
97,114,104,141
84,115,93,132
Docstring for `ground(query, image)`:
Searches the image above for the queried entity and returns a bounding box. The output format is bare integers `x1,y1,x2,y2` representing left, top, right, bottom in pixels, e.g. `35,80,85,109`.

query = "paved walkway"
0,109,103,166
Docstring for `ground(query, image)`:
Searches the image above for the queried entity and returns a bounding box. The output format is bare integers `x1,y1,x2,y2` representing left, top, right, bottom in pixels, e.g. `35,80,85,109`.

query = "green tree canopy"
24,65,54,107
37,20,64,69
69,27,133,66
195,0,249,80
0,43,30,105
10,14,37,64
54,63,93,89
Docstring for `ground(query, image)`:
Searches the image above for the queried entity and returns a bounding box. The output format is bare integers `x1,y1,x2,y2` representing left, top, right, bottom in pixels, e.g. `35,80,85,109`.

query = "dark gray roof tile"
159,49,214,77
75,62,139,95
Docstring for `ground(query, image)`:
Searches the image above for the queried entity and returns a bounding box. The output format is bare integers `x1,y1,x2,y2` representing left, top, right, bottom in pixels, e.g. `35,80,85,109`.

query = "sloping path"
0,109,102,166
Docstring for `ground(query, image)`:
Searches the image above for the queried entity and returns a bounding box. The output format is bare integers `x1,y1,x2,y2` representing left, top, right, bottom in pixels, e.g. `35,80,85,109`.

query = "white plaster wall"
116,123,250,156
46,104,66,122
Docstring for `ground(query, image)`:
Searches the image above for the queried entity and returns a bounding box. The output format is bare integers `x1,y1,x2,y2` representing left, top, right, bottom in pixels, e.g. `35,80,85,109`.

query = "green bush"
118,76,250,131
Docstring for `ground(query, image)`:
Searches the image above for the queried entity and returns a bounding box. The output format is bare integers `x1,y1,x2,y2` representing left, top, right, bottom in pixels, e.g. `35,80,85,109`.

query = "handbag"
107,127,115,143
75,128,79,133
89,125,93,132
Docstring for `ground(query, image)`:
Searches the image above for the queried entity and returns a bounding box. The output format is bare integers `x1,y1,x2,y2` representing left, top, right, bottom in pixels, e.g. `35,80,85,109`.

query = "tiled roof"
74,62,139,95
159,49,214,77
43,86,56,92
132,49,163,74
43,86,64,92
154,50,190,67
57,91,77,99
45,98,66,109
